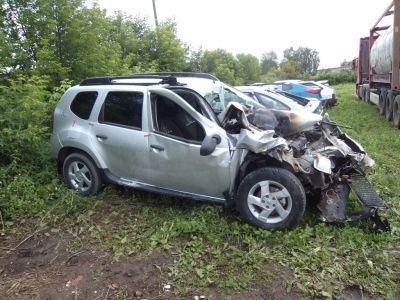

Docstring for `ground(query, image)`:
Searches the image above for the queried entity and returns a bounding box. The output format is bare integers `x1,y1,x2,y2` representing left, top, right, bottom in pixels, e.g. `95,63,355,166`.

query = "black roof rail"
132,72,219,81
80,75,183,86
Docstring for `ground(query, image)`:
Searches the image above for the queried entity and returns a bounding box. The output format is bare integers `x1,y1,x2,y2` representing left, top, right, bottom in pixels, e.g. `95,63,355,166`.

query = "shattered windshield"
176,77,263,112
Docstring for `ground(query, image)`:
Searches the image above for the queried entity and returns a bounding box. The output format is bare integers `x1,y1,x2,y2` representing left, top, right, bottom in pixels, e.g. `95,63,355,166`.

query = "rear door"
146,88,231,199
91,87,152,181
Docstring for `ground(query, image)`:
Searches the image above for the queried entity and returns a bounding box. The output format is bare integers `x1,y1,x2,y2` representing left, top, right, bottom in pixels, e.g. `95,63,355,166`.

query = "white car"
236,86,324,115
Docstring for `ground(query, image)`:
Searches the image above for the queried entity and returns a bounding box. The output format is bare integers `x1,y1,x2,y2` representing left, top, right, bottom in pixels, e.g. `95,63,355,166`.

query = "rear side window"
70,91,98,120
100,91,143,129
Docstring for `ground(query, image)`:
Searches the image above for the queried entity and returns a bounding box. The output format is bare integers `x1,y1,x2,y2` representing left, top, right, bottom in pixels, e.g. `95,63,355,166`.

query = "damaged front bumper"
318,174,389,231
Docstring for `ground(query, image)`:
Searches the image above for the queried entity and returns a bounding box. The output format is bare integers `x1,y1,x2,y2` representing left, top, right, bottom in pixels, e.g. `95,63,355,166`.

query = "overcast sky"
93,0,393,69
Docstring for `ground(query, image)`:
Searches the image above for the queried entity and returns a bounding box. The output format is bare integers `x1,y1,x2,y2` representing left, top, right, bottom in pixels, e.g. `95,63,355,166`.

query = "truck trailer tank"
370,26,393,75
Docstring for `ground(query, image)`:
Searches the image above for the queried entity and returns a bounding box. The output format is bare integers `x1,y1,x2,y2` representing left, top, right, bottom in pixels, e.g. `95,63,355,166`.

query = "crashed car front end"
220,103,389,230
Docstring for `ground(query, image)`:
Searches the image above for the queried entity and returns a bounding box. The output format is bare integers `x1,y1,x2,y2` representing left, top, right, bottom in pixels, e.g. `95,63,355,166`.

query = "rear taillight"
306,87,322,94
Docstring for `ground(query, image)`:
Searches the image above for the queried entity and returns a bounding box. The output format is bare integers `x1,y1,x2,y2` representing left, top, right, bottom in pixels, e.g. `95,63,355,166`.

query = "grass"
2,83,400,298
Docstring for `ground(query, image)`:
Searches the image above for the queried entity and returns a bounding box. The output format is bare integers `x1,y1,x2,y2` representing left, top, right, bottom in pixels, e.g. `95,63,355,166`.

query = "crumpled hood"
247,108,323,136
219,103,322,137
219,103,374,174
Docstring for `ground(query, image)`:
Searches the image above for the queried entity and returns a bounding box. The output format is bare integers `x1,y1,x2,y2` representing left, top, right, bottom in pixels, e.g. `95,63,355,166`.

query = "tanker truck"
356,0,400,128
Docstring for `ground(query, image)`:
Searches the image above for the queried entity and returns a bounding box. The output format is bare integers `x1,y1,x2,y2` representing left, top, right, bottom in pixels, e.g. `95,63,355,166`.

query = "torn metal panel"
247,108,323,136
318,184,349,223
313,154,332,174
235,129,287,153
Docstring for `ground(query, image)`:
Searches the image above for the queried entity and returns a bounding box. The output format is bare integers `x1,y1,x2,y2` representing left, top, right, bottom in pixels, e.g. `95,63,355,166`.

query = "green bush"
312,70,355,85
0,76,84,228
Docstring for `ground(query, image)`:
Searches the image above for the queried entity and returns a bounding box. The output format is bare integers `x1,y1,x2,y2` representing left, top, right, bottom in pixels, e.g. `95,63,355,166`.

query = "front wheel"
62,153,102,196
236,167,306,230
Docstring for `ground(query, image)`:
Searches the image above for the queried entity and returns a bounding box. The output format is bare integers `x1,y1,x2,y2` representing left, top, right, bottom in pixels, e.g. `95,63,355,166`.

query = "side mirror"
200,134,221,156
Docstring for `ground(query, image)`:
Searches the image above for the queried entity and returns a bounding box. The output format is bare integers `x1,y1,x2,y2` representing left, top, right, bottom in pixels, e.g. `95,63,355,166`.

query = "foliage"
1,1,328,86
0,2,187,85
0,76,52,167
312,70,356,85
260,51,278,75
283,46,320,74
236,53,261,84
200,49,239,85
0,76,87,225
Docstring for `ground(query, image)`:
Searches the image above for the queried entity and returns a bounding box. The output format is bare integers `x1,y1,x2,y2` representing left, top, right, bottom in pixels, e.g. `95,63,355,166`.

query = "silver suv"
51,73,389,230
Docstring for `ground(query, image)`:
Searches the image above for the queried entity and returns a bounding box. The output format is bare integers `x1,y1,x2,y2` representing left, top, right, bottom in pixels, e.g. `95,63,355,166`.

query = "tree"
0,1,189,84
143,21,188,72
186,47,204,72
279,61,301,79
200,49,238,84
236,53,260,84
260,51,278,74
283,47,320,74
0,0,129,84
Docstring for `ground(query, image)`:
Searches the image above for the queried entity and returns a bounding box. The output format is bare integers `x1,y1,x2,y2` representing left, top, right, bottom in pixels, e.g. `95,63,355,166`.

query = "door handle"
96,134,108,140
150,144,164,151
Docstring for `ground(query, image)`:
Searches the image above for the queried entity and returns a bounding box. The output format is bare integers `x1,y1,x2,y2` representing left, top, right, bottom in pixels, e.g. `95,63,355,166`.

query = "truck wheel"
63,153,102,196
379,90,387,115
356,87,361,100
236,167,306,230
393,95,400,129
385,91,394,121
365,86,370,103
359,86,365,101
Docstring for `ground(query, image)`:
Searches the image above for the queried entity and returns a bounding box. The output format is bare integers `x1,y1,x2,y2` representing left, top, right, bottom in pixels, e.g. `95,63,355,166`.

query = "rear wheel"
385,91,394,121
393,95,400,129
62,153,102,196
379,90,387,115
236,167,306,230
359,86,365,101
364,85,370,103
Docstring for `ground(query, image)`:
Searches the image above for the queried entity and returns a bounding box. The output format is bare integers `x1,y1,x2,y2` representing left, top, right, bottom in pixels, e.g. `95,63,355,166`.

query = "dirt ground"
0,230,305,300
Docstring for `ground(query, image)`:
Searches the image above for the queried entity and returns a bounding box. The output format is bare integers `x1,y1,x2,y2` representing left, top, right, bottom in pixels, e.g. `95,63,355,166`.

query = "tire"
62,153,102,196
236,167,306,230
359,86,365,101
364,85,370,103
379,90,387,116
393,95,400,129
385,91,394,121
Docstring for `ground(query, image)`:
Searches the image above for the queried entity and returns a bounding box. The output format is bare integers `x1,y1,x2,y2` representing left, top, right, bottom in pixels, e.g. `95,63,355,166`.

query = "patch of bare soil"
0,230,303,300
0,231,173,299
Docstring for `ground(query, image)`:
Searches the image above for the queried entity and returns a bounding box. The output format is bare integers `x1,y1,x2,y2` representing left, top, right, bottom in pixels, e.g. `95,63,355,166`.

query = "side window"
255,93,290,110
172,89,204,115
223,88,245,106
242,91,258,102
100,91,143,129
70,91,98,120
282,83,292,91
151,94,205,143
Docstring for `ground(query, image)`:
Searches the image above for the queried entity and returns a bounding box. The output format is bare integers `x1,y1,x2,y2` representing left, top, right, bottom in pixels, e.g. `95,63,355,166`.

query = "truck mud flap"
348,174,390,231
